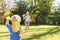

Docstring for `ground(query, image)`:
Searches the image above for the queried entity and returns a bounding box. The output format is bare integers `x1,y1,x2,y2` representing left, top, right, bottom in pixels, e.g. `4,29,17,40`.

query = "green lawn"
0,25,60,40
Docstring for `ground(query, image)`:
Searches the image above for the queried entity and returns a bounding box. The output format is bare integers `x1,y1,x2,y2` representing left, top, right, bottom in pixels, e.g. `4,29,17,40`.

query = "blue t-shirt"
6,23,21,40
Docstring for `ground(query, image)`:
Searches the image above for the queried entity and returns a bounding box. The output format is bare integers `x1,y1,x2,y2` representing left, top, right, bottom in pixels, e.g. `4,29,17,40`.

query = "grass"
0,25,60,40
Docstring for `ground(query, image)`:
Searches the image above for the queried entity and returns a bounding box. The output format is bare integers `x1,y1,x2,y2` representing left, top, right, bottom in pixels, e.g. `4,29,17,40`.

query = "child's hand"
22,14,25,20
22,14,25,17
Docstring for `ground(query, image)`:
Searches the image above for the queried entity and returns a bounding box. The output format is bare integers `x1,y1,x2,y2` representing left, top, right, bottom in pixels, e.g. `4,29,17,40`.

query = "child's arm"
22,14,25,20
5,17,12,31
6,20,10,29
20,27,24,35
6,19,9,25
5,17,11,24
29,16,31,22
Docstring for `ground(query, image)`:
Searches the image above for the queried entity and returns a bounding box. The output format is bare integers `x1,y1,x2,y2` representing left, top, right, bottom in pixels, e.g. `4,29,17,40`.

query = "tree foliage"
11,1,28,16
11,0,60,25
28,0,54,24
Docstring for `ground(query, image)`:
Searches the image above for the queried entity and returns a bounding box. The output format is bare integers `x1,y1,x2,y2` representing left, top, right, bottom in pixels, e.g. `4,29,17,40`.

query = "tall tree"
11,1,28,16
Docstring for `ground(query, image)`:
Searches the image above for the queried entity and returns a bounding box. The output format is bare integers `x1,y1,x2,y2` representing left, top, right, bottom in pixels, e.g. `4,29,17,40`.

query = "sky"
53,0,60,6
52,0,60,10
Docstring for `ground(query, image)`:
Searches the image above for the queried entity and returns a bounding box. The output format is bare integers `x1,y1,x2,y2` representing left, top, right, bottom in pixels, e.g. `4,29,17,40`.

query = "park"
0,0,60,40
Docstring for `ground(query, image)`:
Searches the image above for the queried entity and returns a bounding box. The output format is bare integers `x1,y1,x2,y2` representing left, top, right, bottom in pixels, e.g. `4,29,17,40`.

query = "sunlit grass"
0,25,60,40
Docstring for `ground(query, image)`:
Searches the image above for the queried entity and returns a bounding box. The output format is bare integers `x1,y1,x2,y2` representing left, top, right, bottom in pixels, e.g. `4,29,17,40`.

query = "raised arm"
22,14,25,20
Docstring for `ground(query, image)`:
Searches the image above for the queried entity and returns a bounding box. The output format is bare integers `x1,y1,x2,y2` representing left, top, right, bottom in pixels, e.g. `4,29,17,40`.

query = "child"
11,15,24,34
4,12,21,40
23,11,31,30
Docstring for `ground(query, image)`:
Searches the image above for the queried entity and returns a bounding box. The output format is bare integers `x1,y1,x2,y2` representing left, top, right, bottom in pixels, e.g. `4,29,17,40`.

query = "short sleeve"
6,24,12,31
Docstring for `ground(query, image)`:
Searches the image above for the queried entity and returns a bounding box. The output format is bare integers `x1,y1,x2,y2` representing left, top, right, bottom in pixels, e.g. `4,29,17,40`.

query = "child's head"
11,15,17,21
26,11,30,16
11,15,21,22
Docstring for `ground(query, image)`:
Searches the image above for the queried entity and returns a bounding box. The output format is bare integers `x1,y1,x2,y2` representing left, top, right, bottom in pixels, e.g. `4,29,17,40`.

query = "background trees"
11,0,60,25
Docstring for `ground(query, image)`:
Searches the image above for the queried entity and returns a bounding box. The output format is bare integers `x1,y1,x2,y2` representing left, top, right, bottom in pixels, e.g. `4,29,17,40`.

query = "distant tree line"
11,0,60,25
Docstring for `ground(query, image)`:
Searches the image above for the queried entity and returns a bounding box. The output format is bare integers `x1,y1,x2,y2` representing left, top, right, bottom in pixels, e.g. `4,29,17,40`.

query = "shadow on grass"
0,34,9,37
0,32,9,37
0,27,60,40
0,32,9,34
22,27,60,40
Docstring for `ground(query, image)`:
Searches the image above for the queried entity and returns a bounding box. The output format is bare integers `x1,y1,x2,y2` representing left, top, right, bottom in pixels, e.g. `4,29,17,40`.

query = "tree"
11,0,54,24
11,1,28,16
29,0,54,24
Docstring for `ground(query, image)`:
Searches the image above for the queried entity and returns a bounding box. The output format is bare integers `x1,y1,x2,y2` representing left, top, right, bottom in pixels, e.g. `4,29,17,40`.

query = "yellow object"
12,20,20,32
3,11,13,18
6,16,11,20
